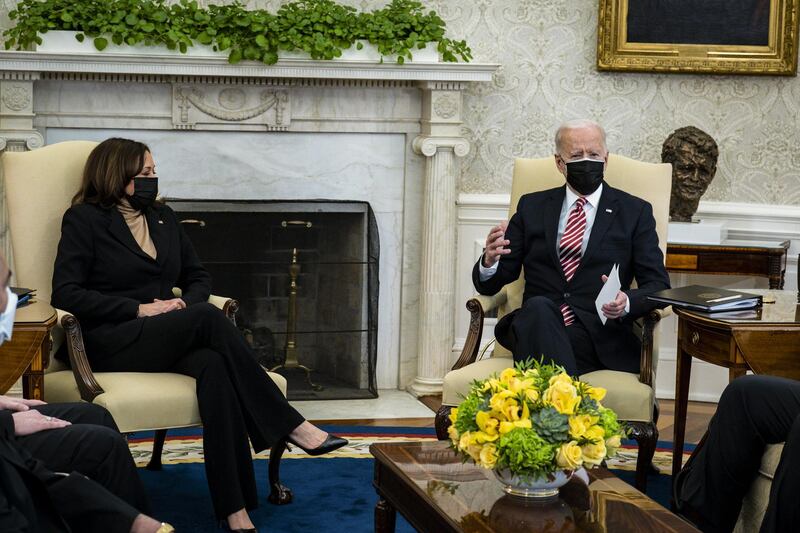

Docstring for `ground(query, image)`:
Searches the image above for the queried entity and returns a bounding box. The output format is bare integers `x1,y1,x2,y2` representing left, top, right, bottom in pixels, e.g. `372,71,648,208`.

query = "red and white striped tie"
558,197,588,326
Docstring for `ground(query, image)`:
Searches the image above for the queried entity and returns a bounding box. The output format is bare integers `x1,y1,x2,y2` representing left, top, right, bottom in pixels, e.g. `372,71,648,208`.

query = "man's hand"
483,221,510,267
600,274,628,319
0,395,46,412
12,409,70,436
137,298,186,318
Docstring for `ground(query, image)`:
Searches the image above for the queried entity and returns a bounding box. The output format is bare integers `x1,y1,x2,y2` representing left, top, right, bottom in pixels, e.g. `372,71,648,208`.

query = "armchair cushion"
443,359,653,423
579,370,654,422
45,369,287,433
442,356,514,406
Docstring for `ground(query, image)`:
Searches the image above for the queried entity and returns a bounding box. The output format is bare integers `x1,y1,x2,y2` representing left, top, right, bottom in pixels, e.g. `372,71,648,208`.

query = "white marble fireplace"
0,52,496,393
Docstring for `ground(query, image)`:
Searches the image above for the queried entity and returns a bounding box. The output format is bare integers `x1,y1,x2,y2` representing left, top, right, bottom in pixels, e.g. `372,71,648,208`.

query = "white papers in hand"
595,264,621,325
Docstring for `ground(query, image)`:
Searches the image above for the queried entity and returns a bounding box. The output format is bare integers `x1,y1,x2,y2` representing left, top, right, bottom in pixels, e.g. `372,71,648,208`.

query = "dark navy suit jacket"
472,184,670,373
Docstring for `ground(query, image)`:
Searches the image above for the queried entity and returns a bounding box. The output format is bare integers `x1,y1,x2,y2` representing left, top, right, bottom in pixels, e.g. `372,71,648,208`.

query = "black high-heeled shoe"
218,520,257,533
286,434,348,456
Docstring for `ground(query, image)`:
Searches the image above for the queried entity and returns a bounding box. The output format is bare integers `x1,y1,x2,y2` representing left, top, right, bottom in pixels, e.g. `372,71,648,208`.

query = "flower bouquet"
448,359,625,498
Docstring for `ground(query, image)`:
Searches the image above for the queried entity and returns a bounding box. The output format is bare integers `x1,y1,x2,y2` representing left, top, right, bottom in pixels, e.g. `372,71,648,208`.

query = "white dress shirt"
478,183,629,314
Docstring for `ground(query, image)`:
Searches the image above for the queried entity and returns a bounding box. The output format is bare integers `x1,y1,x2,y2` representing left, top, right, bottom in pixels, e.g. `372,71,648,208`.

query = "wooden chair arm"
57,310,104,402
171,288,239,323
451,299,486,371
451,290,509,371
638,307,669,387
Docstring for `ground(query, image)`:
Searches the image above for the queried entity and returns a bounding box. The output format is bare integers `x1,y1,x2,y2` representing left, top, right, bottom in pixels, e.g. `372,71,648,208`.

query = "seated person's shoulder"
606,186,652,211
64,202,105,221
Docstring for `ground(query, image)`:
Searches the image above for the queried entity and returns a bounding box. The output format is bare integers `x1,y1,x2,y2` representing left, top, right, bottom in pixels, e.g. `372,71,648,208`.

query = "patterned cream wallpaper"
3,0,800,204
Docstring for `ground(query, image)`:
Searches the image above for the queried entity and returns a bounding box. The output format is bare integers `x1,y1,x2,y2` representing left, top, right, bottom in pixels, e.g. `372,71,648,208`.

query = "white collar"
565,182,603,210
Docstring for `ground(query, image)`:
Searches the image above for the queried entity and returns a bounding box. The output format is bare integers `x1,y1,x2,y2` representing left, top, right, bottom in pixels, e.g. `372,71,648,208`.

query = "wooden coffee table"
371,441,699,532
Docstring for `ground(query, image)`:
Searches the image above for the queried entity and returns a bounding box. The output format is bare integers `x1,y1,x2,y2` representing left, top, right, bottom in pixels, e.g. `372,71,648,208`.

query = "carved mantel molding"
0,51,496,84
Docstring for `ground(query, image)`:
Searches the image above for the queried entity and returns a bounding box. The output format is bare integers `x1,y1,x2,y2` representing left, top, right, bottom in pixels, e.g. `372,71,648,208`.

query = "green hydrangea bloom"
496,427,556,480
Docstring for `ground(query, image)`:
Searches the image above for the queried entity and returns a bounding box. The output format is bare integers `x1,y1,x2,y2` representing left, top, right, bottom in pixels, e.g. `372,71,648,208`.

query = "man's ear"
555,154,567,176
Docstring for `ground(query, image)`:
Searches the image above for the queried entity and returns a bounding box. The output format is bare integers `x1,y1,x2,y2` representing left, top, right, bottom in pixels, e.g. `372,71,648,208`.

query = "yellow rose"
543,380,581,415
466,444,483,463
556,441,583,470
478,443,498,469
584,425,605,442
474,430,498,443
549,373,574,387
476,411,499,437
458,431,475,451
509,377,535,395
586,386,607,402
448,408,459,425
447,424,459,444
499,367,517,386
568,414,598,439
605,435,622,457
490,390,516,414
499,418,532,434
525,388,540,403
581,439,607,467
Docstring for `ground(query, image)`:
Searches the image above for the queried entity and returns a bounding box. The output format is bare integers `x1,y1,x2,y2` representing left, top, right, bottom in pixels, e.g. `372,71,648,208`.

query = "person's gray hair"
554,119,607,153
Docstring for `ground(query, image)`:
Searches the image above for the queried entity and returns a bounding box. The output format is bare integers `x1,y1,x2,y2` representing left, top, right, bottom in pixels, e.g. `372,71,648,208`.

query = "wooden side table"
671,290,800,482
0,300,57,399
666,239,790,289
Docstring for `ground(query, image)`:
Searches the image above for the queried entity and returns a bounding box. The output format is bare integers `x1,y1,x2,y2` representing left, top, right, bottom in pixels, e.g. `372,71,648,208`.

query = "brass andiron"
270,247,322,391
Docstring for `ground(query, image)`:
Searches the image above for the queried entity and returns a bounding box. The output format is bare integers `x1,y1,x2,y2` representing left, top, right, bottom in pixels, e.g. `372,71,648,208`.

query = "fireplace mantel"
0,53,498,395
0,51,496,84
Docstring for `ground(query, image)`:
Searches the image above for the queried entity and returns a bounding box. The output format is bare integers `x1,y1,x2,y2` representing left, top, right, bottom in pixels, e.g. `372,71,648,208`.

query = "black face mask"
127,177,158,211
565,159,604,196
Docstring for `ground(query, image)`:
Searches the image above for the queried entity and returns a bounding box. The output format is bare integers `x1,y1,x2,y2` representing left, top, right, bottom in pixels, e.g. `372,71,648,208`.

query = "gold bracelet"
156,523,175,533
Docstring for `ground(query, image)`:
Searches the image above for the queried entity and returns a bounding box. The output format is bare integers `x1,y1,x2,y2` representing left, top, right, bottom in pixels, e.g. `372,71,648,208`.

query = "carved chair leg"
267,437,293,505
435,405,454,440
146,429,168,471
628,421,658,494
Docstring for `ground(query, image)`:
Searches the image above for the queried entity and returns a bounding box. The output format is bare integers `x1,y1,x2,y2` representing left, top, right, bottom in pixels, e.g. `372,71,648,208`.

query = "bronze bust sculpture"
661,126,719,222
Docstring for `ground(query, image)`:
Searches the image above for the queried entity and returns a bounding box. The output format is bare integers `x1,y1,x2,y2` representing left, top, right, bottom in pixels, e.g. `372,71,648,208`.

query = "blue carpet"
137,427,676,532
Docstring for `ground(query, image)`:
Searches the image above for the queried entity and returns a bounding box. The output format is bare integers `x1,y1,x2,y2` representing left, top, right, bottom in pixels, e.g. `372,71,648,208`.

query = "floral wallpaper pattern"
3,0,800,204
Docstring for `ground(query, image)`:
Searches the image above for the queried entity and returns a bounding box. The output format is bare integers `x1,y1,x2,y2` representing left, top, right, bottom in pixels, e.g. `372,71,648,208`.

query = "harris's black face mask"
127,177,158,211
564,159,604,196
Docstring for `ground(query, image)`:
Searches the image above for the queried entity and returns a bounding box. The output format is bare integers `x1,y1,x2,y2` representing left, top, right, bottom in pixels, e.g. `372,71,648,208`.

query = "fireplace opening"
168,200,379,400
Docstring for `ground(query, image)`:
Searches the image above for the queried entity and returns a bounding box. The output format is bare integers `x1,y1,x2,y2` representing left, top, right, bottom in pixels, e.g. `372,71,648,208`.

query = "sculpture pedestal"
668,220,728,245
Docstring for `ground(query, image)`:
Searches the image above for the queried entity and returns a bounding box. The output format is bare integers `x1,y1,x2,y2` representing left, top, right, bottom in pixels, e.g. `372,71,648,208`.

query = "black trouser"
496,296,604,375
21,402,150,518
89,302,306,520
678,375,800,533
9,402,145,532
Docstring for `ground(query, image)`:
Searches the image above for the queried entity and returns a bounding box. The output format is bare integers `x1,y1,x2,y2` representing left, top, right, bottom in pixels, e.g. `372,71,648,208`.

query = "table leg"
375,498,396,533
768,254,784,289
671,345,693,481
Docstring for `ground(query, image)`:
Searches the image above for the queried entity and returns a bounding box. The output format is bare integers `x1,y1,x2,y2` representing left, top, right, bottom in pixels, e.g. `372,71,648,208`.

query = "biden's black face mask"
565,159,604,196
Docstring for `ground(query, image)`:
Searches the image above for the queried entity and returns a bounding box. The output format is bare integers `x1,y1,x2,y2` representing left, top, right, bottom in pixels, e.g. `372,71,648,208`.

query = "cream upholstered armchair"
435,154,672,493
1,141,293,505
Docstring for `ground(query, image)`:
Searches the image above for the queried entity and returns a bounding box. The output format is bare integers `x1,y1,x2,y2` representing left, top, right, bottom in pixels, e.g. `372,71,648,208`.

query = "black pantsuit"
1,403,147,532
678,375,800,533
496,296,605,375
52,201,306,520
90,302,305,519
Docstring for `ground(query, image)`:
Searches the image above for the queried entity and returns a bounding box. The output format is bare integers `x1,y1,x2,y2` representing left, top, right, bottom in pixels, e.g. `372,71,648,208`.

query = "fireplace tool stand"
270,244,323,391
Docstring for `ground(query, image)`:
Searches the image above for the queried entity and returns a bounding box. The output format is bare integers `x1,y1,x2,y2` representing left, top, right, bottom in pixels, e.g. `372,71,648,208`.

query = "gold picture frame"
597,0,800,75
